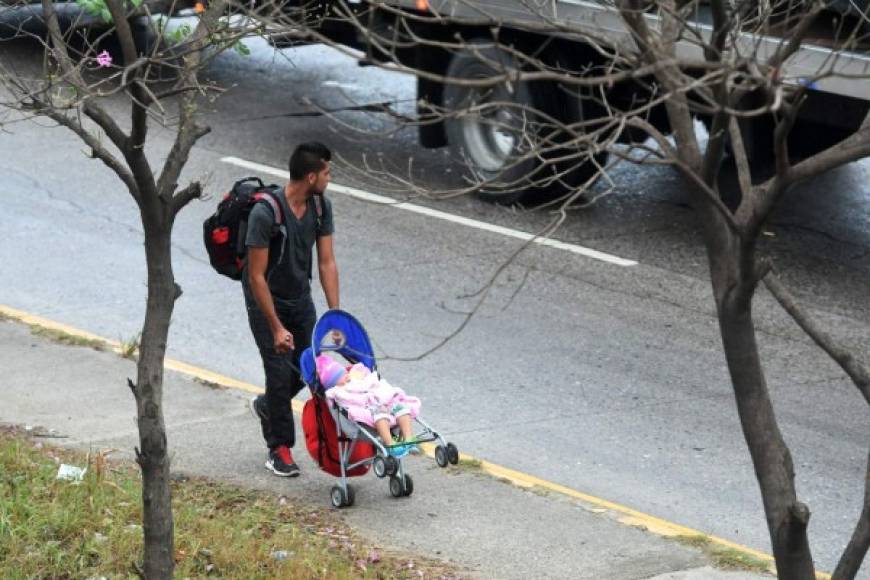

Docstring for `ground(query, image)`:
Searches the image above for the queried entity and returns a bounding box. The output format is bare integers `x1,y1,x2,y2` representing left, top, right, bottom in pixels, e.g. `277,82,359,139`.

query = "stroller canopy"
301,309,377,388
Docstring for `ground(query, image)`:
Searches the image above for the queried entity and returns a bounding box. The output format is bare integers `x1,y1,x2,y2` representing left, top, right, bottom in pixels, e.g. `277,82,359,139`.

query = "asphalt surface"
0,313,772,580
1,27,869,576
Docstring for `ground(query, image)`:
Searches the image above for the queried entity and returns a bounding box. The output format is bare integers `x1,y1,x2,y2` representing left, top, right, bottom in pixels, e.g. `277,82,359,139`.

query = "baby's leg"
396,414,414,441
375,418,394,446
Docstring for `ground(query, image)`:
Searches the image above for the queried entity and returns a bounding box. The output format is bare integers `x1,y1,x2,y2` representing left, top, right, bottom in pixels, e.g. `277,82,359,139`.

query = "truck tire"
443,41,605,205
443,42,539,204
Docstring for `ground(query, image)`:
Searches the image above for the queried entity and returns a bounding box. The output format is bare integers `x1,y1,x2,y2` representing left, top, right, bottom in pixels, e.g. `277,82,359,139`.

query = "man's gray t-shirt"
243,193,334,302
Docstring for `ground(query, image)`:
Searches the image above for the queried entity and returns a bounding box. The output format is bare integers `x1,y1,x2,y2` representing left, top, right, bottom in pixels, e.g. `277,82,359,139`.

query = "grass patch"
119,332,141,360
0,429,463,578
529,486,552,498
30,325,106,351
674,534,711,549
710,547,770,573
193,377,223,390
674,534,770,574
454,457,482,472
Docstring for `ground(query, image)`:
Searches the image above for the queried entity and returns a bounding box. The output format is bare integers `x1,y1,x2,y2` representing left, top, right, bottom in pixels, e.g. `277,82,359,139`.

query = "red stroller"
300,309,459,508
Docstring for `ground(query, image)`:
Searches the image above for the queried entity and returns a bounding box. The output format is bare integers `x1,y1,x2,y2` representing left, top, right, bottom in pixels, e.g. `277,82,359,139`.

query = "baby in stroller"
300,309,458,508
316,355,421,458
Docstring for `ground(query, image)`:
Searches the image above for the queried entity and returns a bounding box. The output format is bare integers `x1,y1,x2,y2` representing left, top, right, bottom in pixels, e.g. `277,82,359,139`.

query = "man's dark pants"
245,294,316,450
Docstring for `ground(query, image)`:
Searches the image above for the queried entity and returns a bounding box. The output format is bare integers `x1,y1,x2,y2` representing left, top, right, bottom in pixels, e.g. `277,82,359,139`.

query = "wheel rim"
374,457,385,478
461,88,520,173
331,488,343,507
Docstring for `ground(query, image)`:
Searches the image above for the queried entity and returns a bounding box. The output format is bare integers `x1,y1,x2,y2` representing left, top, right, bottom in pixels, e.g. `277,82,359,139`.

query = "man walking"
246,142,339,476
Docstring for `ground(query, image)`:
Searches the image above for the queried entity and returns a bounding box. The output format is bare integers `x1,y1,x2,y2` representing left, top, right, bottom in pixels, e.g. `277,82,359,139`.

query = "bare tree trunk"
133,216,177,579
703,216,815,578
717,296,814,578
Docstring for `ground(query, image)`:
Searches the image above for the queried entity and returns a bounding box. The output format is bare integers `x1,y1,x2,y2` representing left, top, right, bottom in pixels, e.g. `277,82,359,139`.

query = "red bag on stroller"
302,397,373,477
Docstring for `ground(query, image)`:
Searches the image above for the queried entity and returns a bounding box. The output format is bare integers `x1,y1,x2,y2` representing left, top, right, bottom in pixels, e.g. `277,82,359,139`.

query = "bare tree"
609,2,870,576
247,0,870,576
0,1,254,576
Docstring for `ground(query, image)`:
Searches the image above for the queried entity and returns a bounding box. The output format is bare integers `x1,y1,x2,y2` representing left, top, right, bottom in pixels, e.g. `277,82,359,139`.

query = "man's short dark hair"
289,142,332,181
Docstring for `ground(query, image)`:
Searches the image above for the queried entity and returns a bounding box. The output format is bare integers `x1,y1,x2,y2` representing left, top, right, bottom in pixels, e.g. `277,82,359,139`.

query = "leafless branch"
763,270,870,406
727,117,752,200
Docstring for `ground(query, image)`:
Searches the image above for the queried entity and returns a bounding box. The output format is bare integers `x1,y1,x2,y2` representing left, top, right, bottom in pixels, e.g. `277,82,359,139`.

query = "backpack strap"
312,194,323,234
254,188,284,226
254,187,288,270
307,194,326,281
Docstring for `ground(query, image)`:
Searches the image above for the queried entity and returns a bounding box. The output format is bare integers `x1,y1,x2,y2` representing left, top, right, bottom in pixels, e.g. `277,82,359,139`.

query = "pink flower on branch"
96,51,112,68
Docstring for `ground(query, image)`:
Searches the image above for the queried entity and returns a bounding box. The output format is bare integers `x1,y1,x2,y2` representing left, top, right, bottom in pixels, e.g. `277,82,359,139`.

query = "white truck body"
311,0,870,201
385,0,870,100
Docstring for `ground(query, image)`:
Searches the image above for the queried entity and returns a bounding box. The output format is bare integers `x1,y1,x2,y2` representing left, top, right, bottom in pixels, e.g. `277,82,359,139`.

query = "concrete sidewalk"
0,316,772,579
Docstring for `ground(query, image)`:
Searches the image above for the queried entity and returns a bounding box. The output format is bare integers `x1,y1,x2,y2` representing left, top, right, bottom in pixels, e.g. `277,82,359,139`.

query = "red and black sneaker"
266,444,300,477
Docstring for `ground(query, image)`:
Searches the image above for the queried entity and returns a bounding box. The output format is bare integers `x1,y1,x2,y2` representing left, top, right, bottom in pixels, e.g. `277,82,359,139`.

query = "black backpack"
203,177,285,281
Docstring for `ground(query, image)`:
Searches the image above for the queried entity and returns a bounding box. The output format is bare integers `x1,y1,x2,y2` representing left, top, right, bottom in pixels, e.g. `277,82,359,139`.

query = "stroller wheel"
330,485,353,508
446,443,460,465
330,485,344,508
389,475,404,498
373,456,387,478
402,474,414,497
345,484,356,507
384,455,399,476
435,445,449,468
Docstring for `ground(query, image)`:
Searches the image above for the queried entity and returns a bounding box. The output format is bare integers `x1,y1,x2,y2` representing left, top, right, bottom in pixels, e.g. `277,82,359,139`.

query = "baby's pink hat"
315,355,347,389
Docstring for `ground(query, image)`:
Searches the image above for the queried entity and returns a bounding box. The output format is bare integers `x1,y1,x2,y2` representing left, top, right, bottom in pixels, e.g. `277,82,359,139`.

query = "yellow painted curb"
0,304,833,579
1,304,119,347
0,304,270,396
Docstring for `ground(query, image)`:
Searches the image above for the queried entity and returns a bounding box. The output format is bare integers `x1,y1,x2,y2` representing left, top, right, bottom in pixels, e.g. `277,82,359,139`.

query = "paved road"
1,31,869,575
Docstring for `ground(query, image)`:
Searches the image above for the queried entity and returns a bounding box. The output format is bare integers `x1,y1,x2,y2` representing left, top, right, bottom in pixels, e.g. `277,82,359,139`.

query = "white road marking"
221,156,638,267
321,80,359,90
